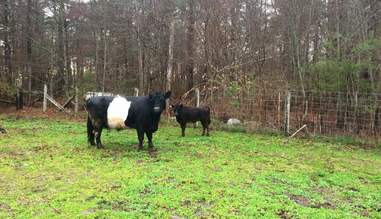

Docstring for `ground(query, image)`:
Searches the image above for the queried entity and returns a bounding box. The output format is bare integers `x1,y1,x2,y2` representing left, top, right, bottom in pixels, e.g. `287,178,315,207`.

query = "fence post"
278,92,281,127
194,88,200,127
74,85,78,117
196,88,200,107
15,78,23,110
134,88,139,97
284,91,291,135
43,84,47,112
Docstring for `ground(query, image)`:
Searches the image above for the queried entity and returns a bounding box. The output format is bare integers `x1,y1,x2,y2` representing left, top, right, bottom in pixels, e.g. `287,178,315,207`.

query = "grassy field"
0,115,380,218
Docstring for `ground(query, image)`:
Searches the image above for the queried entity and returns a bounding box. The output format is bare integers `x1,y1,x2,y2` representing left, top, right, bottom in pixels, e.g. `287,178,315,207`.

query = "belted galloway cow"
86,91,171,150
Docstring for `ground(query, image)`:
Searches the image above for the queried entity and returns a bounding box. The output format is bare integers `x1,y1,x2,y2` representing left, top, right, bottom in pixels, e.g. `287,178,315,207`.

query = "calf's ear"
164,91,171,99
149,93,153,99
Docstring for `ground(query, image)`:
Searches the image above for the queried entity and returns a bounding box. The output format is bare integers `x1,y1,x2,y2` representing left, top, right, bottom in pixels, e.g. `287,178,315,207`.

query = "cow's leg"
201,120,209,136
94,127,104,149
146,131,155,149
180,122,186,137
201,122,206,136
87,116,95,145
136,128,144,150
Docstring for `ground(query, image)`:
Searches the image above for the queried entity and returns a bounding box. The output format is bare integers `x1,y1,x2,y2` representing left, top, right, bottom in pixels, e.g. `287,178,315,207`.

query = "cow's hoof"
96,144,104,149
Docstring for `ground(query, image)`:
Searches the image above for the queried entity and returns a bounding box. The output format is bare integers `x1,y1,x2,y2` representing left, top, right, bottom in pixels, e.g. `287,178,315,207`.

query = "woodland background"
0,0,380,135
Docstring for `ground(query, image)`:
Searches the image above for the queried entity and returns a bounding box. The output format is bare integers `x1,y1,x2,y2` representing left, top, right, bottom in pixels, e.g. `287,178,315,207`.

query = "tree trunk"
76,38,84,83
56,0,66,96
103,30,108,92
64,17,72,95
26,0,33,103
185,0,195,102
137,31,144,95
3,0,12,83
95,32,101,90
166,18,175,92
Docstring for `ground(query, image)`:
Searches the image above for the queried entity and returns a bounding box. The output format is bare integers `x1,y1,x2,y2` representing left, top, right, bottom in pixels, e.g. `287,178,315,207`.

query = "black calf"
171,104,211,137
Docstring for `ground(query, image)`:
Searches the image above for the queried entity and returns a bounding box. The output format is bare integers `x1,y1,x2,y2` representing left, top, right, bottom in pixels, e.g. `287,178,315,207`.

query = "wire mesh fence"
205,90,381,138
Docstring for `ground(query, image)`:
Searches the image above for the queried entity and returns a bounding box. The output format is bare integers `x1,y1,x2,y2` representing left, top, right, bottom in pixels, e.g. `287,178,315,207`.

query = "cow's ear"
164,91,171,99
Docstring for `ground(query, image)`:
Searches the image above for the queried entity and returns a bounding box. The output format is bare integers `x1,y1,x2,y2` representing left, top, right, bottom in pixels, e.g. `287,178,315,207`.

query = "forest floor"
0,112,381,218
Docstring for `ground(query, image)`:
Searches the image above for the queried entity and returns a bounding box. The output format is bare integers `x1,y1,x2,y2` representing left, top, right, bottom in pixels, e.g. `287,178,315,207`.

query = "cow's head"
170,103,183,116
149,91,171,113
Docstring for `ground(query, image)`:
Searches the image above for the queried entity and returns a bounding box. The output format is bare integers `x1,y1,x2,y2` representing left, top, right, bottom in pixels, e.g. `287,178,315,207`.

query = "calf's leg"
202,123,206,136
180,122,186,137
201,120,210,136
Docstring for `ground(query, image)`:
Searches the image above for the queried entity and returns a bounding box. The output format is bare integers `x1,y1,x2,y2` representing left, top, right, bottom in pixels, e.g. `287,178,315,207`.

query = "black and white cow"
85,91,171,150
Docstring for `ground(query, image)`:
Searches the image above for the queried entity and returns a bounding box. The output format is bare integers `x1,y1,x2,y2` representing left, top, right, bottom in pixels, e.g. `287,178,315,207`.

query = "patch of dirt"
360,209,370,217
0,203,13,215
96,199,131,212
139,186,152,196
136,159,144,165
148,148,158,158
312,202,336,209
277,209,292,219
287,194,311,207
85,195,97,201
181,200,192,206
32,144,48,151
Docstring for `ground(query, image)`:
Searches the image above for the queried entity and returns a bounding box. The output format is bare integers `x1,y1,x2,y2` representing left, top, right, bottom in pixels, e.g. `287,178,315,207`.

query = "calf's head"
171,103,183,116
149,91,171,113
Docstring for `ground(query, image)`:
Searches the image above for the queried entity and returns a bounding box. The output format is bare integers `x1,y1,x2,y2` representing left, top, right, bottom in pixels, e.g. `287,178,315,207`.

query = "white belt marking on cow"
107,96,131,129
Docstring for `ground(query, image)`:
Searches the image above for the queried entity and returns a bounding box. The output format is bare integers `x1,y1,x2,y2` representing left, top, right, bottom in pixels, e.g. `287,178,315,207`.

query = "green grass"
0,116,380,218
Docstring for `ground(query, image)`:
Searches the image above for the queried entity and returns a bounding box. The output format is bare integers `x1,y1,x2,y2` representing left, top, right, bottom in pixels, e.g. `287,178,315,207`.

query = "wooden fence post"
134,88,139,97
278,92,281,127
284,91,291,135
74,85,78,117
16,87,22,110
195,88,200,127
43,84,47,112
196,88,200,107
15,78,23,110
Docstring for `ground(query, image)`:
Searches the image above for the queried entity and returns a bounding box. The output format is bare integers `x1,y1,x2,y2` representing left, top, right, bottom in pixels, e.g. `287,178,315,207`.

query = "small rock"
227,118,241,125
